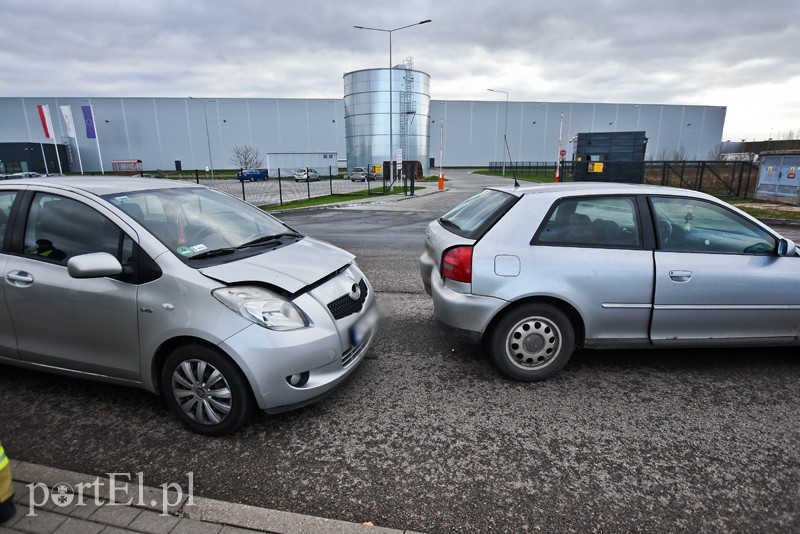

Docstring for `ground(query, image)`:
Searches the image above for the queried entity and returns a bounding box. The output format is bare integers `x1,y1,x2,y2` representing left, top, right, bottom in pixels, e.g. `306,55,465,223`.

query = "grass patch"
474,170,557,183
718,197,800,221
738,207,800,221
261,186,420,211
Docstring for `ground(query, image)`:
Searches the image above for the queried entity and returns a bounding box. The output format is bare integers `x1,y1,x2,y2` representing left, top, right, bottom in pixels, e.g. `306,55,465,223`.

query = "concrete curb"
266,184,447,213
7,461,420,534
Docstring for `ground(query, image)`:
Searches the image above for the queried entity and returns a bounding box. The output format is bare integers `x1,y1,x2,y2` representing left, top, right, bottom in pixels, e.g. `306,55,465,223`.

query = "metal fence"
490,160,760,198
168,173,403,207
642,161,759,199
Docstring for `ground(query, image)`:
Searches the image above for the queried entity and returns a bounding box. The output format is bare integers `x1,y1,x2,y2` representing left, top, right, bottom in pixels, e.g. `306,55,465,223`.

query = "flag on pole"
81,105,97,138
37,105,54,139
59,105,77,139
60,104,84,173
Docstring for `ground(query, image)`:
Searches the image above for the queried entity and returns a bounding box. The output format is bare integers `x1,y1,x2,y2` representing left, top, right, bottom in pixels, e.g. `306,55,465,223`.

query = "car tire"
490,303,575,381
161,344,254,436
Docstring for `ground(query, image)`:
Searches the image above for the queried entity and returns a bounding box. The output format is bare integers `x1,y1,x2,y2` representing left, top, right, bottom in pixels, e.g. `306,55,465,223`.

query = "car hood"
199,237,354,294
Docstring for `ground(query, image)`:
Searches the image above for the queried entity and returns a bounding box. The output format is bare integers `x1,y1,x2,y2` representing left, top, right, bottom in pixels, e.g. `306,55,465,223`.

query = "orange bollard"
438,173,444,190
553,171,559,183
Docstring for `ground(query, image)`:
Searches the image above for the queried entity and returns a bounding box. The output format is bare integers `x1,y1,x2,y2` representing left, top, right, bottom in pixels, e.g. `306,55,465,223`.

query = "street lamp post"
354,19,430,187
487,88,509,176
188,96,215,179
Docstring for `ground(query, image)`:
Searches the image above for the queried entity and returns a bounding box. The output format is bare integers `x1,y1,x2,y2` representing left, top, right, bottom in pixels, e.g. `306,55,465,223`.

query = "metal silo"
344,61,430,179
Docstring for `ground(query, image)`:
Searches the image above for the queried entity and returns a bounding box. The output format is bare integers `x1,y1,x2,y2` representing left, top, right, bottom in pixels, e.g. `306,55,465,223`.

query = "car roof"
487,181,716,200
0,175,198,196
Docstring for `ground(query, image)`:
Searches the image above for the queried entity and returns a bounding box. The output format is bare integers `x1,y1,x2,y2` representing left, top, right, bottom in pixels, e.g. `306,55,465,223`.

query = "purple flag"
81,105,96,138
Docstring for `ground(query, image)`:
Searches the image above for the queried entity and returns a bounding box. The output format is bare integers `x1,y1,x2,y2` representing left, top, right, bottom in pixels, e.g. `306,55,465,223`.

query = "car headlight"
213,286,308,331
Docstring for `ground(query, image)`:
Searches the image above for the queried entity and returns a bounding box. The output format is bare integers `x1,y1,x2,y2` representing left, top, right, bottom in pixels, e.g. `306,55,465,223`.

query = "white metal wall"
0,97,725,172
429,101,727,167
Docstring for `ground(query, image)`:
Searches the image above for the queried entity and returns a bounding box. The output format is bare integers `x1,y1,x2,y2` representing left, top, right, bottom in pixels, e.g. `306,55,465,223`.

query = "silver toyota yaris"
420,183,799,381
0,177,377,435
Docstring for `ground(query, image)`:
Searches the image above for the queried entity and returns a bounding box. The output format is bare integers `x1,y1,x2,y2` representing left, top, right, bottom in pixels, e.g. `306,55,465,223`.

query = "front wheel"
161,344,254,436
490,303,575,381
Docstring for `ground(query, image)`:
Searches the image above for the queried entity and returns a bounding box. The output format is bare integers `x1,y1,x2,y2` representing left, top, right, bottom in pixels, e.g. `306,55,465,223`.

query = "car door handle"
668,270,692,283
6,271,34,286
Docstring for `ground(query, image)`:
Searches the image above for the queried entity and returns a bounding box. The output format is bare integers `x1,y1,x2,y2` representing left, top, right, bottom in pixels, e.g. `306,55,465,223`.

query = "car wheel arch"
485,296,585,349
150,336,255,397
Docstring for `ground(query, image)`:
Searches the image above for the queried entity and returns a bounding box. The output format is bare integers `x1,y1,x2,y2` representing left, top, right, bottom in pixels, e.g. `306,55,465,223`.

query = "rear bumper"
419,251,434,296
435,317,483,344
422,259,506,345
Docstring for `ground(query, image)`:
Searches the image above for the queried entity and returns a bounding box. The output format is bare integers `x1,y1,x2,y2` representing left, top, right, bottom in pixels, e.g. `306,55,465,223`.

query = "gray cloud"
1,0,797,139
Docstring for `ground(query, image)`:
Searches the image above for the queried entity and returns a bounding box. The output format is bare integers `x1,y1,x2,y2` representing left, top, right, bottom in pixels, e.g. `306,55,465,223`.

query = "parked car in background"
5,172,42,179
236,169,269,182
294,168,320,182
420,183,799,382
0,177,378,435
349,167,376,182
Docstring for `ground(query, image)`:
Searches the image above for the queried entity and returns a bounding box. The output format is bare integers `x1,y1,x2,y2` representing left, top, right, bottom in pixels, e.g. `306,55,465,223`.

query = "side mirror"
68,252,123,279
778,238,796,257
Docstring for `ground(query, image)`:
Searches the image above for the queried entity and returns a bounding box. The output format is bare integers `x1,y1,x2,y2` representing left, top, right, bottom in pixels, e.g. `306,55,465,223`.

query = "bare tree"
230,145,264,170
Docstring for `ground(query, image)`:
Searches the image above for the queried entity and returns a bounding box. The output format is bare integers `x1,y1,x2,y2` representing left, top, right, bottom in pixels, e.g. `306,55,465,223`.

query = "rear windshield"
438,189,518,239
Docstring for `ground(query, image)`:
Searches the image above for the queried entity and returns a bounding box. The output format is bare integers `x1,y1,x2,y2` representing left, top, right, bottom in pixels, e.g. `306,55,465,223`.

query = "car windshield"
103,187,297,260
438,189,518,239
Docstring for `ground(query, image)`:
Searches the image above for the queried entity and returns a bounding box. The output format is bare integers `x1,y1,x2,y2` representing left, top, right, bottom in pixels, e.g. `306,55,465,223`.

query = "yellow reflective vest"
0,443,8,470
0,442,12,504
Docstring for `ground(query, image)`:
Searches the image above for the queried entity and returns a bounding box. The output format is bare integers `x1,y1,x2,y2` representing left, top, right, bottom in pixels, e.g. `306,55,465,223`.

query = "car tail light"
442,246,473,283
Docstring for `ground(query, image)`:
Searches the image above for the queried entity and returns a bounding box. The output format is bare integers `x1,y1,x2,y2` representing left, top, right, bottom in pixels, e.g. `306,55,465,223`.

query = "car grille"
327,279,368,320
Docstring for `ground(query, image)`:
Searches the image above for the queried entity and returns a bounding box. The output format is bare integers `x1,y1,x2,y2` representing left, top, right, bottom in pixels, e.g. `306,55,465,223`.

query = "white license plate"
350,305,378,345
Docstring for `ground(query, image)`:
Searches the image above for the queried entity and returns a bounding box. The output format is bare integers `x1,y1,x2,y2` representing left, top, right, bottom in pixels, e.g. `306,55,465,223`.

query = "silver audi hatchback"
420,183,799,381
0,177,377,435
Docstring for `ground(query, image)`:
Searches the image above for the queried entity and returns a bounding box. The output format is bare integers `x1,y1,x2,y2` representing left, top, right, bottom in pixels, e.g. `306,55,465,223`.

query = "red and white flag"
37,104,54,139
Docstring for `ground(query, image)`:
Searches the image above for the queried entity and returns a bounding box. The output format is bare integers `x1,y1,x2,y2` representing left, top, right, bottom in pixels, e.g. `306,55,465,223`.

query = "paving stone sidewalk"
0,461,420,534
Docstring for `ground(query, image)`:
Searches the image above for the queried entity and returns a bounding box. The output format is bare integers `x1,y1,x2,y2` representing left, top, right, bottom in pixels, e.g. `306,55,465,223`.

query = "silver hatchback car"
294,168,320,182
420,183,799,381
0,177,377,435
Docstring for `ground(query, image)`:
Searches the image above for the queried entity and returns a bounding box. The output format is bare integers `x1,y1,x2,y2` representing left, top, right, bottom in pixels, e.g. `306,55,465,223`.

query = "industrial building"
0,65,726,175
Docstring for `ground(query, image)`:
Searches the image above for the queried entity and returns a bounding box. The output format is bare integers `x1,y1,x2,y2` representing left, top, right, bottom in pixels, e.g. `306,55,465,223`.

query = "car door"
527,195,654,344
0,189,20,359
2,191,142,380
649,195,800,344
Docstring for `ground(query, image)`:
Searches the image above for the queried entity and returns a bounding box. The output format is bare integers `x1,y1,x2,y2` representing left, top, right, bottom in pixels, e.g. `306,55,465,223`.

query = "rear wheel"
490,303,575,381
161,344,254,436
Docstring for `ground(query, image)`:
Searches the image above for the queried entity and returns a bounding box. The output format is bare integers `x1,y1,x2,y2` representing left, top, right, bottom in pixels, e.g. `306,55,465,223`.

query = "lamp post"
354,19,431,186
487,88,509,176
188,97,215,179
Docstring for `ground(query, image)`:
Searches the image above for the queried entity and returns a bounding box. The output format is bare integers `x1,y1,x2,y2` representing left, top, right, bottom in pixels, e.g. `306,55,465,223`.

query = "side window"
24,193,129,264
651,197,777,254
0,191,17,250
535,196,640,248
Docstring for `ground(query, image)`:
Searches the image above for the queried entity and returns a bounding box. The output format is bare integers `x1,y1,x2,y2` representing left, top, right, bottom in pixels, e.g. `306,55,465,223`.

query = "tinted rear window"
438,189,517,239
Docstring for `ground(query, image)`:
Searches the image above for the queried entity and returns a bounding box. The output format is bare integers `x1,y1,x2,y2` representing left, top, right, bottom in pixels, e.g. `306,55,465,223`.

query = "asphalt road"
1,170,799,533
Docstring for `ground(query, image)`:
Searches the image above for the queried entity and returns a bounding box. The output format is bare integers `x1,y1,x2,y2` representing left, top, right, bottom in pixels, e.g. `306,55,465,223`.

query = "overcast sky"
2,0,797,142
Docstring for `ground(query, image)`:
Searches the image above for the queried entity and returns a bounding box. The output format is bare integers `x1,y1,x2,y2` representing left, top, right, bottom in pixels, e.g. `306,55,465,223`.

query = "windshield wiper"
187,247,237,260
237,232,302,249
